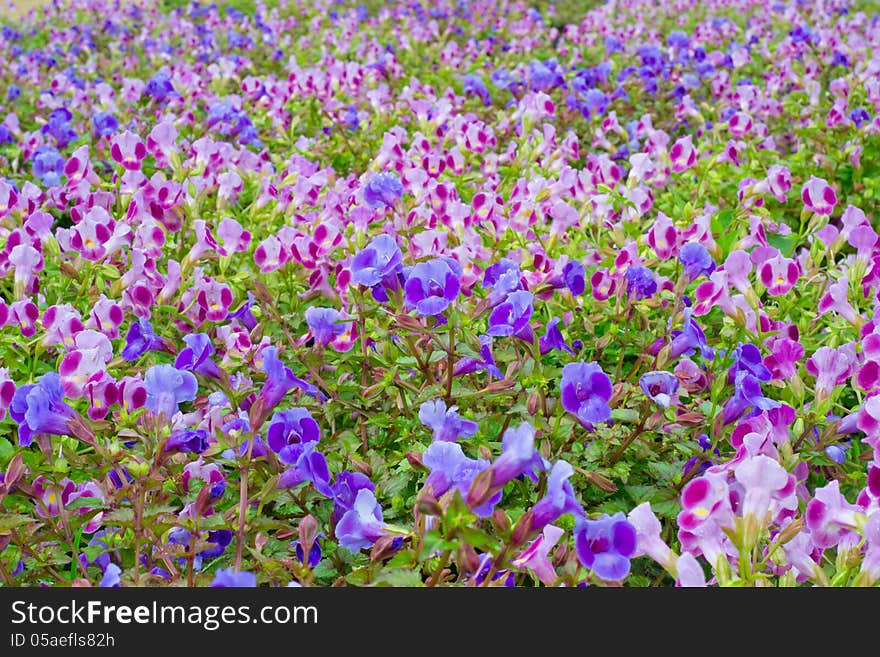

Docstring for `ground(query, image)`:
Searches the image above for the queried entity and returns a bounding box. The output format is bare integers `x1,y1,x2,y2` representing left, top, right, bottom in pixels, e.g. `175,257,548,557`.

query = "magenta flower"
404,258,461,317
733,454,796,545
560,361,613,426
669,135,696,173
511,524,564,586
805,480,862,549
801,176,838,215
574,512,637,581
110,131,147,170
627,502,675,572
418,399,478,442
677,472,735,567
805,346,855,403
758,253,798,296
763,338,804,380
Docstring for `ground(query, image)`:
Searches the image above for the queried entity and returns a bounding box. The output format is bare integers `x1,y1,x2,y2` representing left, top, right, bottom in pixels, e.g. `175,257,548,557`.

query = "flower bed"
0,0,879,587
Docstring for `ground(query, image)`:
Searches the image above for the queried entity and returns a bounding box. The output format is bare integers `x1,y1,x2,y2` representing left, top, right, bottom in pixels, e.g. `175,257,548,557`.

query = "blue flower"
211,568,256,587
122,319,165,361
144,365,198,419
418,399,478,442
363,171,403,209
404,258,461,317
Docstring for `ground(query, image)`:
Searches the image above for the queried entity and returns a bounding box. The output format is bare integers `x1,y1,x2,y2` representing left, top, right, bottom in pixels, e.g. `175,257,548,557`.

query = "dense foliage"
0,0,879,587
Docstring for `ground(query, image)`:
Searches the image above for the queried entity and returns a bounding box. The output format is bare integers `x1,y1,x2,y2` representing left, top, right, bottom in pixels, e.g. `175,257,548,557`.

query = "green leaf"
371,568,425,587
0,514,38,531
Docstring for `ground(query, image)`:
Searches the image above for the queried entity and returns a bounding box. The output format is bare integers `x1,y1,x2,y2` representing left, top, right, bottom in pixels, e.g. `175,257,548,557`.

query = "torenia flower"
511,525,565,586
639,371,679,409
211,569,257,587
335,489,389,552
404,258,461,317
486,290,534,342
350,234,403,288
143,365,198,420
574,512,637,582
10,373,95,447
560,361,613,426
363,171,403,209
801,176,837,215
418,399,478,442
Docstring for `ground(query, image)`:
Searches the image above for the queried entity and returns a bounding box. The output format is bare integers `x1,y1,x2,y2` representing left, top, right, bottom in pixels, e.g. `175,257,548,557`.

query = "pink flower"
801,176,837,215
511,524,564,586
110,131,147,171
758,253,798,296
669,135,696,173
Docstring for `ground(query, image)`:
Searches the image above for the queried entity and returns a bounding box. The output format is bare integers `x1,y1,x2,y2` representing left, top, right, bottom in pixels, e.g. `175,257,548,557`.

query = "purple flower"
305,307,353,346
404,258,461,317
277,442,333,497
639,370,679,409
484,423,545,489
539,317,575,355
462,73,491,106
418,399,478,442
144,365,198,419
226,292,258,330
165,429,209,454
173,333,222,378
122,319,165,361
335,489,388,552
574,512,637,581
454,335,504,379
211,568,257,587
728,343,771,383
254,346,323,425
99,563,121,588
423,441,498,517
31,145,65,187
93,111,119,137
350,234,403,290
9,372,94,447
560,361,613,426
669,309,714,360
292,534,323,568
678,242,715,280
722,371,780,424
529,460,584,531
625,266,657,300
145,71,175,103
331,471,375,525
486,290,534,342
482,258,523,305
266,408,320,455
363,172,403,209
562,261,586,296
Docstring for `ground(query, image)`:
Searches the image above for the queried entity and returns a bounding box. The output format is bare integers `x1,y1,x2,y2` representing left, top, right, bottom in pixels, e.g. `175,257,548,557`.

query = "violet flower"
574,512,638,581
10,372,95,447
335,489,388,552
418,399,478,442
639,370,679,409
143,364,198,419
363,171,403,209
404,258,461,317
486,290,534,342
560,361,613,426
